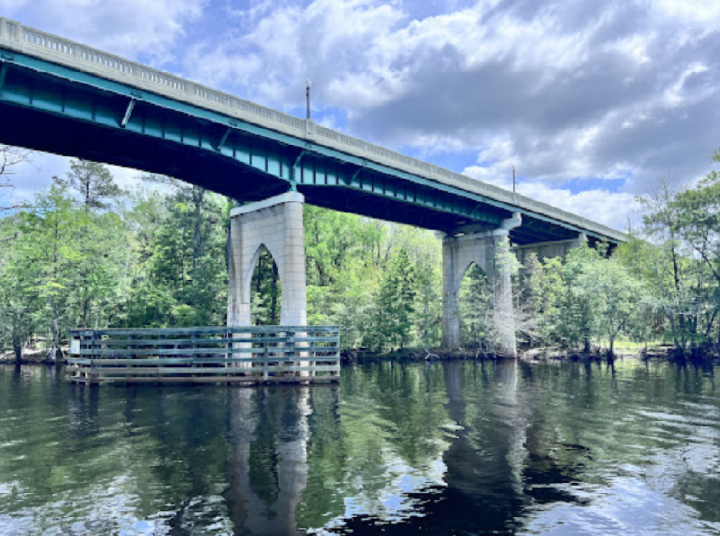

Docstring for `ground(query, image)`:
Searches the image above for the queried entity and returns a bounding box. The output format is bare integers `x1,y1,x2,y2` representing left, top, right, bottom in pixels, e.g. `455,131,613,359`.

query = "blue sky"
2,0,720,230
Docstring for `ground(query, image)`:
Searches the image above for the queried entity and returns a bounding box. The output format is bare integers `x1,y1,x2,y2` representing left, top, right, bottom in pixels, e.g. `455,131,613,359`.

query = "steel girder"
0,48,612,243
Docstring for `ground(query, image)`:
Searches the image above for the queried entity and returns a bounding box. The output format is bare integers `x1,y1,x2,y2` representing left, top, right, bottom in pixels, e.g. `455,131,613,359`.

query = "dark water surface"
1,360,719,535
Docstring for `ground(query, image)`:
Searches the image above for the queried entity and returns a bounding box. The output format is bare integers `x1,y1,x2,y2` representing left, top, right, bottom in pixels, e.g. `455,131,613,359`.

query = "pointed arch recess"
243,242,282,300
247,243,283,325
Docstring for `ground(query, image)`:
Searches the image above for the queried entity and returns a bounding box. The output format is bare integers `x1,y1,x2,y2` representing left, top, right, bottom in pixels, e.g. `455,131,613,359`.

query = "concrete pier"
227,192,307,327
513,232,587,264
442,213,522,357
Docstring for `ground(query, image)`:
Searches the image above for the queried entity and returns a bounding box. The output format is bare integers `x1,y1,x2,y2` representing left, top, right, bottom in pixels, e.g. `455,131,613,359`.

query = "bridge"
0,18,625,357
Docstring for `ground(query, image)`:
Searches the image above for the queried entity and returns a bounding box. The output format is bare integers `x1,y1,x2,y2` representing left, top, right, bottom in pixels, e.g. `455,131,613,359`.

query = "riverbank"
0,348,61,365
340,343,720,365
4,342,717,367
338,346,633,363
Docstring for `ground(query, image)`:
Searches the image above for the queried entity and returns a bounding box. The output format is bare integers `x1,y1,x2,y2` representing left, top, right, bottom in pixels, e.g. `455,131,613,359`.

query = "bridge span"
0,18,626,356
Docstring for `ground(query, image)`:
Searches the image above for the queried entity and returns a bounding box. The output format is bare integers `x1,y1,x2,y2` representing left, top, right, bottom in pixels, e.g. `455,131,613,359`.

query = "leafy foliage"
368,249,417,350
250,246,281,325
53,159,124,210
4,146,720,360
459,264,491,349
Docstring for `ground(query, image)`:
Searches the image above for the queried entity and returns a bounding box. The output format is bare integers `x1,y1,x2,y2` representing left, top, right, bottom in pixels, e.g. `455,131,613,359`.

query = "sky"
2,0,720,231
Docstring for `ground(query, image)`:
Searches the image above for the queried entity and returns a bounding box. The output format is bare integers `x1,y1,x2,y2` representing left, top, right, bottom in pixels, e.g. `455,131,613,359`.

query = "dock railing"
66,326,340,385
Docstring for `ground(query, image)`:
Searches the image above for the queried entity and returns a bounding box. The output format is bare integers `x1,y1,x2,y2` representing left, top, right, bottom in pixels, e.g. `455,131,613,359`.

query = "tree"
369,249,417,350
458,264,492,349
53,159,124,210
669,150,720,346
555,244,603,353
250,246,281,325
304,205,384,348
518,253,564,347
0,214,40,361
583,257,648,358
390,225,443,350
140,184,228,327
24,187,87,359
0,145,33,211
636,176,706,353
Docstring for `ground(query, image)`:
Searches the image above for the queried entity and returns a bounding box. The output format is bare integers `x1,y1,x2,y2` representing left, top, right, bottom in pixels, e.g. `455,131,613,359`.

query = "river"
0,359,718,535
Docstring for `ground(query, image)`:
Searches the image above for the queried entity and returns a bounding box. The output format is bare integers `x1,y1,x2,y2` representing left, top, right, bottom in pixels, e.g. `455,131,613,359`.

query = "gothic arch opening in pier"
458,262,492,350
249,244,282,325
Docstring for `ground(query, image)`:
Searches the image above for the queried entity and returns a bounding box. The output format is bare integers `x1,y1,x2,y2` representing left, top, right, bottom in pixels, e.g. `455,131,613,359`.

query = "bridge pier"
442,213,521,357
513,232,587,264
227,192,307,327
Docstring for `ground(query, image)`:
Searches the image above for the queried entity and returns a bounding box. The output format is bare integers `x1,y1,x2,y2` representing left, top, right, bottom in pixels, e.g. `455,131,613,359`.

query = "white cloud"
2,0,205,63
654,0,720,25
185,0,406,109
4,0,720,232
464,165,638,231
663,62,712,108
178,0,719,198
3,153,150,206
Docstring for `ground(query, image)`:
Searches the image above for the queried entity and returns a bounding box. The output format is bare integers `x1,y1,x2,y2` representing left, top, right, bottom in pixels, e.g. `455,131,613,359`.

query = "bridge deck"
0,17,625,244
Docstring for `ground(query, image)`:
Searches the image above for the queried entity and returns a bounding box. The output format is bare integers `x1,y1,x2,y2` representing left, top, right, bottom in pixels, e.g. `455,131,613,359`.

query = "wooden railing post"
90,331,98,383
263,345,269,382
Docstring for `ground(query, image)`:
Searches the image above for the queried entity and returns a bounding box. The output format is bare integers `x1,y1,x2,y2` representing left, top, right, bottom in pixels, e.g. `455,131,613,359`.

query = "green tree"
670,150,720,345
304,205,383,348
518,253,564,346
0,215,40,360
0,144,33,211
636,177,706,353
250,246,281,325
141,184,228,327
391,225,443,349
53,159,124,210
583,257,648,357
555,243,603,352
13,186,129,359
459,264,492,349
369,249,417,350
24,187,88,359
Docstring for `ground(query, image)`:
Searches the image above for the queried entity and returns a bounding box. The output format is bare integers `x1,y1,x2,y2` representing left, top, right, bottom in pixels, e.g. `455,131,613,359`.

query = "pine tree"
458,264,491,349
250,246,282,325
53,159,124,210
375,249,416,350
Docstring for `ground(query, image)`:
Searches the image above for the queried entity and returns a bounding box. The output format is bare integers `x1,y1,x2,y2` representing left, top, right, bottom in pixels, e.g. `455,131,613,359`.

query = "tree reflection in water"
0,360,719,535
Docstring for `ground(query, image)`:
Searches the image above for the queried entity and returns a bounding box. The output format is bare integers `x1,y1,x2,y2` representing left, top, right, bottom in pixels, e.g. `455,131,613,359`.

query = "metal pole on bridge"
306,79,311,120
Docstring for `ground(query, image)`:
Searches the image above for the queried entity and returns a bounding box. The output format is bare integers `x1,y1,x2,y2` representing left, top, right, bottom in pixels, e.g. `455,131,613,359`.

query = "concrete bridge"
0,18,625,357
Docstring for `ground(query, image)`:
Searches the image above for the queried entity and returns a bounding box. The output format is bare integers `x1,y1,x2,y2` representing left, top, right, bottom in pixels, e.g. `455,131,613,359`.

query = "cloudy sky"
2,0,720,230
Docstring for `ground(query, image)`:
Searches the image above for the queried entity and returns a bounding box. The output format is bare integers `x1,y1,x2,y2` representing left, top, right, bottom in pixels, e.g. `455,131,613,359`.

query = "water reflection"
225,387,310,536
0,360,719,535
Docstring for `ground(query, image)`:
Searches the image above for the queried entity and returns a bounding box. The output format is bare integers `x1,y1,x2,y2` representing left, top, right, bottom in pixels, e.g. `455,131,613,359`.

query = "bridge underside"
0,42,615,356
0,49,605,245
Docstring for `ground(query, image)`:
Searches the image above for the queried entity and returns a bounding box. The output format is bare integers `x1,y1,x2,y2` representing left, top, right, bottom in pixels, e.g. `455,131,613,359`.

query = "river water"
0,360,718,536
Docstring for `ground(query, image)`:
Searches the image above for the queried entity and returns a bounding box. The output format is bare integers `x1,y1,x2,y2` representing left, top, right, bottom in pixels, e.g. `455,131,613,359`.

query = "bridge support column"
513,232,587,264
442,213,521,357
227,192,307,327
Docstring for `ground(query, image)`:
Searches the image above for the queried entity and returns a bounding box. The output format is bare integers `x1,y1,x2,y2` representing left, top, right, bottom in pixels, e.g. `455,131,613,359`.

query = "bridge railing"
0,17,626,243
66,326,340,385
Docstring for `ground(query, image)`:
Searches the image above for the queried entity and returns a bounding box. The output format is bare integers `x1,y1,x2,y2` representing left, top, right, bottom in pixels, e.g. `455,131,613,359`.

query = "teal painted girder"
0,47,604,242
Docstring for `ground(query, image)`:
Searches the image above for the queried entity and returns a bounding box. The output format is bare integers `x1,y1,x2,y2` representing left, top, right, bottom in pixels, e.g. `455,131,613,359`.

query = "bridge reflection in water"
225,388,310,536
0,361,718,535
223,365,512,535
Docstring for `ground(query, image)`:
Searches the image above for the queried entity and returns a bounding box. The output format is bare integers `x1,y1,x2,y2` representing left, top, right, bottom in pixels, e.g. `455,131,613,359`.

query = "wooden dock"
66,326,340,385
